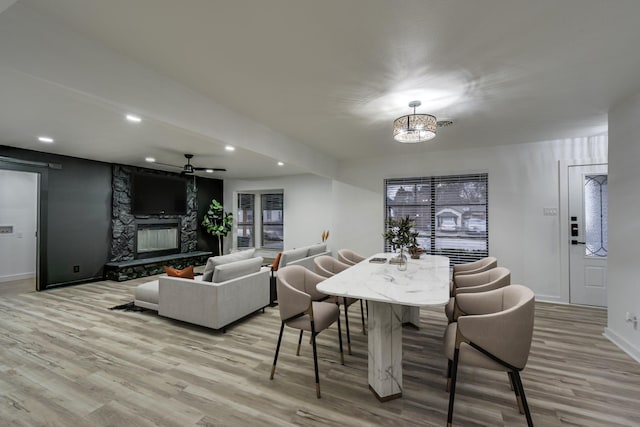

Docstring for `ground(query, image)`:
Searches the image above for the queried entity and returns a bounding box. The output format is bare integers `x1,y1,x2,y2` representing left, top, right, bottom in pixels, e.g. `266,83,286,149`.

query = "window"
261,193,284,250
237,193,255,248
384,173,488,265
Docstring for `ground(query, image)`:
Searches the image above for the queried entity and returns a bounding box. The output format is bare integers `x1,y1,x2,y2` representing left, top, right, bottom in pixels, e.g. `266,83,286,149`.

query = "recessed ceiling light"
126,114,142,123
145,157,156,163
225,145,235,151
277,161,284,166
205,169,214,173
38,136,54,143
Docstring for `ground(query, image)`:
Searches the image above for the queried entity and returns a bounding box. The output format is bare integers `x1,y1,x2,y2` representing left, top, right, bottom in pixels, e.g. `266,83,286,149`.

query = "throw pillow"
164,265,195,279
202,248,257,282
271,252,283,271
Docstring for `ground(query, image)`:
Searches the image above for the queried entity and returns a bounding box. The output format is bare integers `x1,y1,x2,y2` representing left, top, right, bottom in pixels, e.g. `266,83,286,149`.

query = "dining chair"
445,266,511,322
336,248,366,266
313,255,366,354
453,256,498,277
443,284,535,426
270,265,344,398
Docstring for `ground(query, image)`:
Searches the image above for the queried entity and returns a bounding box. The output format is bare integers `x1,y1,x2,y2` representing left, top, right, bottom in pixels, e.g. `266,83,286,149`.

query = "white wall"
606,93,640,362
332,136,607,303
0,169,37,282
224,174,333,254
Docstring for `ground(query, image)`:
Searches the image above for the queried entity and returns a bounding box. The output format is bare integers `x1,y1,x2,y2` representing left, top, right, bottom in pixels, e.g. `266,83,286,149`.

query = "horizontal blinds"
237,193,255,248
384,173,488,266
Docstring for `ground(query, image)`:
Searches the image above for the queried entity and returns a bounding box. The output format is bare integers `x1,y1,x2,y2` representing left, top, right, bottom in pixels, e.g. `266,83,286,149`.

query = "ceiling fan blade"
192,167,227,172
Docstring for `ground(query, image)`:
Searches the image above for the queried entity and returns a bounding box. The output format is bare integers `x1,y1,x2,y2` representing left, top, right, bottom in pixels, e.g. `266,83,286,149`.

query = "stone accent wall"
110,165,198,261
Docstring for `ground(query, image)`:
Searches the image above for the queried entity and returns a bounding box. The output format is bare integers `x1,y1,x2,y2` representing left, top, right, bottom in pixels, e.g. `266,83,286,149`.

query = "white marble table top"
316,253,450,307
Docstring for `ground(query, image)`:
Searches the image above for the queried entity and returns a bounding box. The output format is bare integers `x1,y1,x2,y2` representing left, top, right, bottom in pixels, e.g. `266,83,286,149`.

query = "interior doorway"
568,164,608,307
0,169,38,296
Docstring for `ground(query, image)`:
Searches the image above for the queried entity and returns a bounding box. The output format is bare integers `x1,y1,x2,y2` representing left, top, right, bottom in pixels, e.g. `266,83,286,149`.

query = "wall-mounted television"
131,173,187,215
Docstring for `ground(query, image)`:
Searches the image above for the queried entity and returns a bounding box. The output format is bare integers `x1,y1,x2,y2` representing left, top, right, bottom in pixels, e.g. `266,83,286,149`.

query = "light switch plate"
543,207,558,216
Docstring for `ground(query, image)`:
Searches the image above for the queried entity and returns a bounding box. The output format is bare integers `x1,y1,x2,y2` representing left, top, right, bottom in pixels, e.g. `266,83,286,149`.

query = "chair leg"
296,330,304,356
447,348,460,427
359,299,366,335
336,305,344,365
508,371,524,414
310,321,321,399
513,371,534,427
270,321,285,380
343,297,352,355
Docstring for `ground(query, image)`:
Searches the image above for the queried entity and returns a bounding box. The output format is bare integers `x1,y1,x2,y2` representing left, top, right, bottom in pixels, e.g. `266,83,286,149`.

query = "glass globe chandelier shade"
392,101,437,143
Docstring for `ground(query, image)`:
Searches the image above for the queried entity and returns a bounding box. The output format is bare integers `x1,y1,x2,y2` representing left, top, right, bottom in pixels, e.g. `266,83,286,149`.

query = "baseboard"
604,327,640,364
533,294,567,304
0,272,35,283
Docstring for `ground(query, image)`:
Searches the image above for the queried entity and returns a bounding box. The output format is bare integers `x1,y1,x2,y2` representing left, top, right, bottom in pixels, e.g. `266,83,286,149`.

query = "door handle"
571,240,586,245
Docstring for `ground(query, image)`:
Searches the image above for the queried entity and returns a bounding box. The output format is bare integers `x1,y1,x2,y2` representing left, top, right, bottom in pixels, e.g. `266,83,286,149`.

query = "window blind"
237,193,255,248
261,193,284,250
384,173,488,266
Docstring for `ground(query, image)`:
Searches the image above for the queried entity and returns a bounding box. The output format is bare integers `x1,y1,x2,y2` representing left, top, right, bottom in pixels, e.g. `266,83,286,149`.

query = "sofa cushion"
202,248,256,282
164,265,194,279
212,257,263,283
279,247,308,267
307,243,327,256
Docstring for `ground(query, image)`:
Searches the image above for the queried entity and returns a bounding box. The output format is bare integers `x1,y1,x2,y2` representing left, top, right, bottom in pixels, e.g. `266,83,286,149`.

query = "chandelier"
392,100,437,143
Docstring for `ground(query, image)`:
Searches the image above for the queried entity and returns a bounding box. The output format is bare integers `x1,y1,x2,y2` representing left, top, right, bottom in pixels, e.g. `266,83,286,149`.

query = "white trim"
604,327,640,364
0,272,35,283
535,294,567,304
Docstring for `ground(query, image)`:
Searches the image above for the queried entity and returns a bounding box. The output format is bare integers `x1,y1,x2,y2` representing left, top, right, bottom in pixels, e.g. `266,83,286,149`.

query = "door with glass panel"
568,164,608,307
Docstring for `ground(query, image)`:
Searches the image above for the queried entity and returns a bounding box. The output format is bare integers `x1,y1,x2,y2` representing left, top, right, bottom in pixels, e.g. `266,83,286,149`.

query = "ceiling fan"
155,153,226,175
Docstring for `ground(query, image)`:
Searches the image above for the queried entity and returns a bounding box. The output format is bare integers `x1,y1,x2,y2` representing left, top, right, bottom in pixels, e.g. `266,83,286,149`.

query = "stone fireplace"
134,219,180,259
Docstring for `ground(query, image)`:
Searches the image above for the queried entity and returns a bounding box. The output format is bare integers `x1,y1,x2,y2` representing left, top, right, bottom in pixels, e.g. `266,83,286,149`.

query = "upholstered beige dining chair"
445,267,511,322
452,256,498,278
313,255,366,354
270,265,344,398
443,285,535,427
336,249,366,266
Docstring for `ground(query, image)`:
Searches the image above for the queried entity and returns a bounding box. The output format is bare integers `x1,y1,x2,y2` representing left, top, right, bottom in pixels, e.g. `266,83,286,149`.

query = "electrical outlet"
73,265,80,273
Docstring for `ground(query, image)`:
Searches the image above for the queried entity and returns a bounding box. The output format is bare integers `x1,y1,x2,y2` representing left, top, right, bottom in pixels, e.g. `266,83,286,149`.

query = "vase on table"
397,247,407,271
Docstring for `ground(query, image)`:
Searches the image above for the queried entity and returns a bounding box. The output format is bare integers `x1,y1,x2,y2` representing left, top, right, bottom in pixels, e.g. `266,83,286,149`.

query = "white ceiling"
2,0,640,178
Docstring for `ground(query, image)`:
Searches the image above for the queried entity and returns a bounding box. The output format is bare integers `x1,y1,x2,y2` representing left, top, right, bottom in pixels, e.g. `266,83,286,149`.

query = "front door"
568,164,608,307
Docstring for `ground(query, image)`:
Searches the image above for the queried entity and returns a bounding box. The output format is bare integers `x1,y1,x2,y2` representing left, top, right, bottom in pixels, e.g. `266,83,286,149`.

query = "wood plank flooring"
0,275,639,426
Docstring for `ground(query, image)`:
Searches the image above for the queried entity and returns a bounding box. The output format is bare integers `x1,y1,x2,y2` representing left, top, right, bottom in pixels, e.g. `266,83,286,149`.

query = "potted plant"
383,216,419,270
202,199,233,256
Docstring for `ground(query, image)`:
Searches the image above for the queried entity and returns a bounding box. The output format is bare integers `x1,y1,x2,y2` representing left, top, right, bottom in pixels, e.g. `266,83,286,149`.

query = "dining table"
316,252,450,401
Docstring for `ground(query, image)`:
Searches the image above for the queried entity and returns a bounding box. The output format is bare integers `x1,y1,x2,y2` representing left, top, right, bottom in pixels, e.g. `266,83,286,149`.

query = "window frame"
384,173,489,266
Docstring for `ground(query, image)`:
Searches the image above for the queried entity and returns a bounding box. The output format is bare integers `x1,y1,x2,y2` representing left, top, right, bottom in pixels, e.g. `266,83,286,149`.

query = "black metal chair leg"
310,321,321,399
336,305,344,365
508,371,524,414
359,299,366,335
343,297,352,355
296,330,304,356
447,349,460,427
270,321,285,380
513,371,534,427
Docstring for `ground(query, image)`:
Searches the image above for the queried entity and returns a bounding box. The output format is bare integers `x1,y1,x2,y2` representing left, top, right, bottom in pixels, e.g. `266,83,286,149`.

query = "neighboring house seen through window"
384,174,488,265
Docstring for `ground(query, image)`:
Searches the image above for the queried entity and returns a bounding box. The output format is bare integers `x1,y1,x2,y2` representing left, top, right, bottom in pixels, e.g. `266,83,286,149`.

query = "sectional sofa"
134,249,270,330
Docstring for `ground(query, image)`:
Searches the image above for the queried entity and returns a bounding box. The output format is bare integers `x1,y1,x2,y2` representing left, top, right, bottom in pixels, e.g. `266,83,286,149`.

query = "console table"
317,253,449,401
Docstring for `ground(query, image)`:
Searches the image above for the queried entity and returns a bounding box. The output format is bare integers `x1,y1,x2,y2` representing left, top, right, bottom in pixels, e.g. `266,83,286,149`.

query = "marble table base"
402,305,420,328
368,301,403,401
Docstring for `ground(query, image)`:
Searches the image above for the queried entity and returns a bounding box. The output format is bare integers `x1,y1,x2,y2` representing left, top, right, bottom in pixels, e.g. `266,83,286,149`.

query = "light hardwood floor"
1,275,639,426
